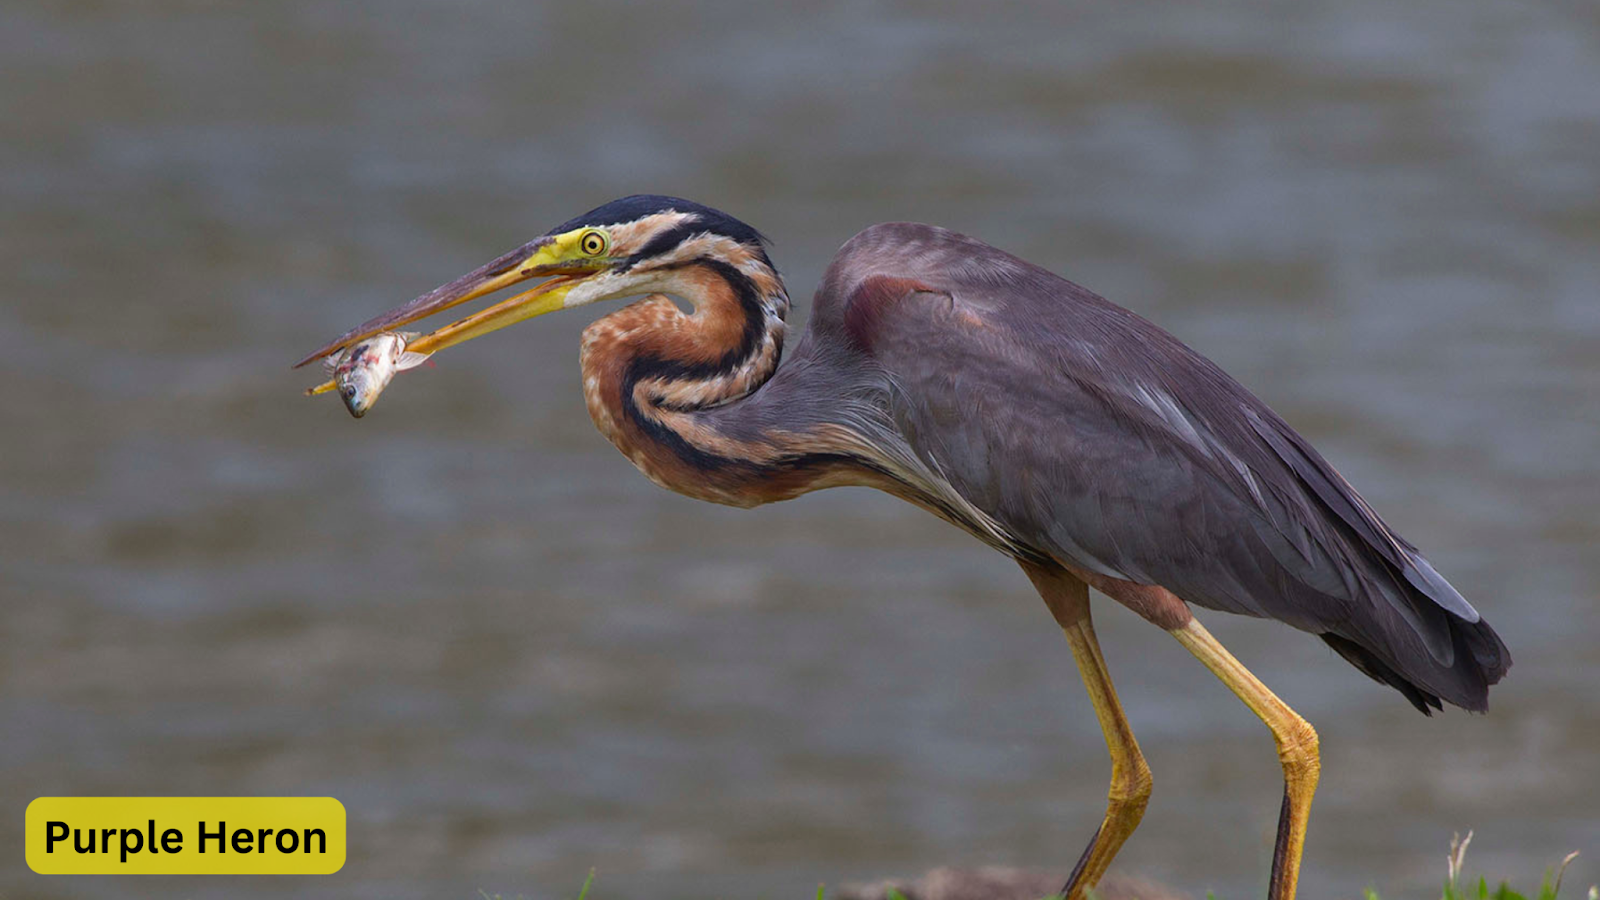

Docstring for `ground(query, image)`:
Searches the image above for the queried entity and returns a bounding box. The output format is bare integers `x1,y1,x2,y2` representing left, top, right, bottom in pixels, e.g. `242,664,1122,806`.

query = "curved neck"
615,256,790,414
582,255,868,506
576,250,1033,556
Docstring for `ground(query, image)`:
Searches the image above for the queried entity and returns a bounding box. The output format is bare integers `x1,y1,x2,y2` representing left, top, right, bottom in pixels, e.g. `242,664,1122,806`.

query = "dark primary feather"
806,222,1509,713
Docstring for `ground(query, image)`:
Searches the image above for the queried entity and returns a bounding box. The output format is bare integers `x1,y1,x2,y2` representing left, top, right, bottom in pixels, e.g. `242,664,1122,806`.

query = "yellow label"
25,797,345,874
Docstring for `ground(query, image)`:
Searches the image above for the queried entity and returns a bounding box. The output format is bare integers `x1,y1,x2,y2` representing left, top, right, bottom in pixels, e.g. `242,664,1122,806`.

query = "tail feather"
1245,407,1511,713
1323,611,1509,714
1321,633,1442,714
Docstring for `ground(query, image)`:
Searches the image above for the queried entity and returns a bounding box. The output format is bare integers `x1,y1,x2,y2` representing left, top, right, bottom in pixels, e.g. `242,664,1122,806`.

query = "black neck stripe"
626,257,775,386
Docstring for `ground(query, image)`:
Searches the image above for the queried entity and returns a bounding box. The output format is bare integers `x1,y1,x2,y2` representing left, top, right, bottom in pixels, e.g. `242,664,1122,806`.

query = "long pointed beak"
402,273,578,356
294,235,579,368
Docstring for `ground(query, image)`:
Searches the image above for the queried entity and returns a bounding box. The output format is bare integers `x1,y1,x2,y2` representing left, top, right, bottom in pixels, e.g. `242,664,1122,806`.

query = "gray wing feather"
1242,405,1481,624
815,222,1508,710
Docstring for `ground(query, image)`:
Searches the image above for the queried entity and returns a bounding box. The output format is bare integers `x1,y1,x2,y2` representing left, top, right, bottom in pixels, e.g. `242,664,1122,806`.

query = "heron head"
295,195,771,367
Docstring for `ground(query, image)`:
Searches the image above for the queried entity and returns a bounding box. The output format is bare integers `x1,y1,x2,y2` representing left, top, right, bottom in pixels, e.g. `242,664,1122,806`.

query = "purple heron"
298,195,1509,900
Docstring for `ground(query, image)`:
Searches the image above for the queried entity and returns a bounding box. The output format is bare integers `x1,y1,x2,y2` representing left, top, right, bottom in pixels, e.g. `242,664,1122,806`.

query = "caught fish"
305,331,429,418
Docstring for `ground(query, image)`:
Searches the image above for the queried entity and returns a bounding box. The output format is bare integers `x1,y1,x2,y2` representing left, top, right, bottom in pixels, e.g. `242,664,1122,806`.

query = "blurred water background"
3,2,1598,898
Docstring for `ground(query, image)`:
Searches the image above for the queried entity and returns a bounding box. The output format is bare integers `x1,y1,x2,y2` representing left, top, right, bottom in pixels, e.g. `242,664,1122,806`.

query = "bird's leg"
1170,618,1320,900
1057,602,1154,898
1021,564,1153,900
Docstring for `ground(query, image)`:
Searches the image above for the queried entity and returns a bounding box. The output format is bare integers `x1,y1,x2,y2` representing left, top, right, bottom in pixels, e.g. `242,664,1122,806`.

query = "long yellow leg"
1058,607,1153,898
1171,618,1320,900
1022,566,1152,900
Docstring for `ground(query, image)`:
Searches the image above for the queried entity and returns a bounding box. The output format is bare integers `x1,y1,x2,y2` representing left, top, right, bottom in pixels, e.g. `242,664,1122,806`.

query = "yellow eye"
579,230,609,256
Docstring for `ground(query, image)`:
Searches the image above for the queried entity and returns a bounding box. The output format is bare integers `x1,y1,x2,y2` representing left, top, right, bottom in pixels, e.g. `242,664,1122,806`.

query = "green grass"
1423,831,1587,900
481,834,1592,900
1207,833,1590,900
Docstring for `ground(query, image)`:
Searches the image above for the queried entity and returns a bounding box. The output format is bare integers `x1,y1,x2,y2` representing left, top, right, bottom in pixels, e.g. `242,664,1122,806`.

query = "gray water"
3,2,1598,898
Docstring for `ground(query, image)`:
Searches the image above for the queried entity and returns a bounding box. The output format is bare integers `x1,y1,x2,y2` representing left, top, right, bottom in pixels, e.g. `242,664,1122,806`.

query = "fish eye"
579,230,609,257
